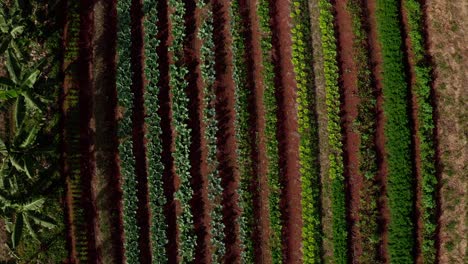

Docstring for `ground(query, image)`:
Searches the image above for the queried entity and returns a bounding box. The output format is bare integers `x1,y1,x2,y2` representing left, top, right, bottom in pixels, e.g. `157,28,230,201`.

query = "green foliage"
230,1,253,262
116,0,140,261
258,1,282,262
142,0,167,262
291,1,322,262
317,0,347,262
0,1,65,261
199,1,225,262
376,0,415,262
403,0,437,261
168,0,196,260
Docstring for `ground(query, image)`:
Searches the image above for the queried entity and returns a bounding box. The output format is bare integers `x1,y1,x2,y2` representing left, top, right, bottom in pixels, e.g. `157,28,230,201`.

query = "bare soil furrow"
268,0,302,262
78,0,101,262
238,0,272,262
156,0,180,262
212,0,242,261
92,0,125,263
363,0,390,262
129,0,153,262
184,0,213,262
333,0,362,261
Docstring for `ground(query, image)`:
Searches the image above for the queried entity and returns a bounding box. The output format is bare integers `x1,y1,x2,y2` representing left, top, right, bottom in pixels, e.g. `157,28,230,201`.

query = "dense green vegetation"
403,0,437,261
116,0,140,261
346,1,380,262
199,1,225,262
317,0,347,262
376,0,415,262
142,0,167,262
231,1,253,262
168,0,196,261
258,1,282,261
291,0,322,263
0,0,66,262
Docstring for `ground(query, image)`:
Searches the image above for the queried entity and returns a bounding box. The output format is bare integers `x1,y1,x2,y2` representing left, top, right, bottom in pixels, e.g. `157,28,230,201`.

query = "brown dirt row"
156,0,180,262
363,0,390,262
238,0,272,262
425,1,467,263
59,1,78,262
267,0,302,263
78,0,101,262
332,0,363,261
92,0,126,263
129,0,153,262
184,1,213,263
211,0,242,262
399,3,423,263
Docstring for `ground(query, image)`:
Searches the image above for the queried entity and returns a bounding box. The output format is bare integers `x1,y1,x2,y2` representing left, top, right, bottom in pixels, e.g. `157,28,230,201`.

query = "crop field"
3,0,465,263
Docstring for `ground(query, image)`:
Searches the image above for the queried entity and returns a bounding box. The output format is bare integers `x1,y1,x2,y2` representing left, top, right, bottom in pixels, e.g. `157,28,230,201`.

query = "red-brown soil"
157,0,180,262
129,0,153,262
238,0,272,262
212,0,242,262
364,0,390,262
399,3,423,263
333,0,363,261
268,0,302,263
78,0,101,262
184,1,213,263
92,0,125,263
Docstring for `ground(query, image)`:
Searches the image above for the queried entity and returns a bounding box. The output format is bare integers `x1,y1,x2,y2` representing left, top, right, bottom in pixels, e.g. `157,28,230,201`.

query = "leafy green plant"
291,1,322,262
142,0,167,261
199,1,225,262
231,1,253,262
403,0,437,261
346,1,380,262
317,0,347,262
258,1,282,262
169,0,196,260
116,0,140,261
375,0,415,262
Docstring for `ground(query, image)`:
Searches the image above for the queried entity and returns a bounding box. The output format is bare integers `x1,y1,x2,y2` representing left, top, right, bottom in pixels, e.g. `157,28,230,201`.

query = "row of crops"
61,0,438,263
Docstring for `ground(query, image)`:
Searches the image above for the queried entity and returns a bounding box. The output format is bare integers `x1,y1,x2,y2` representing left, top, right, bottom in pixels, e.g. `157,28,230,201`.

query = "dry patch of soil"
426,1,468,263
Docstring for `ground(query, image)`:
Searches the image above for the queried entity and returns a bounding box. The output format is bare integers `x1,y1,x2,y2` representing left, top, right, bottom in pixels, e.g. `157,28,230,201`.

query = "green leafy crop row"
230,1,253,262
142,0,167,262
346,1,380,262
258,1,282,262
403,0,437,261
168,0,196,260
375,0,415,262
198,1,225,262
318,0,347,262
116,0,140,262
291,1,322,263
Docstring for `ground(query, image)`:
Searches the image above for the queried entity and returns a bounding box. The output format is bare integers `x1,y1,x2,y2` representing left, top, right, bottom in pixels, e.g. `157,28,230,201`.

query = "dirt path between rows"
184,1,213,263
59,2,78,262
333,0,363,261
92,0,125,263
238,0,272,262
364,0,390,262
399,3,423,263
156,0,180,262
78,0,101,262
268,0,302,263
212,1,242,262
129,0,153,262
425,1,468,263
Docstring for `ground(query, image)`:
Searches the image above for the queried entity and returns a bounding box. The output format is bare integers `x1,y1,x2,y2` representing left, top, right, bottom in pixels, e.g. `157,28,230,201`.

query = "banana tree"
0,195,56,249
0,49,44,118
